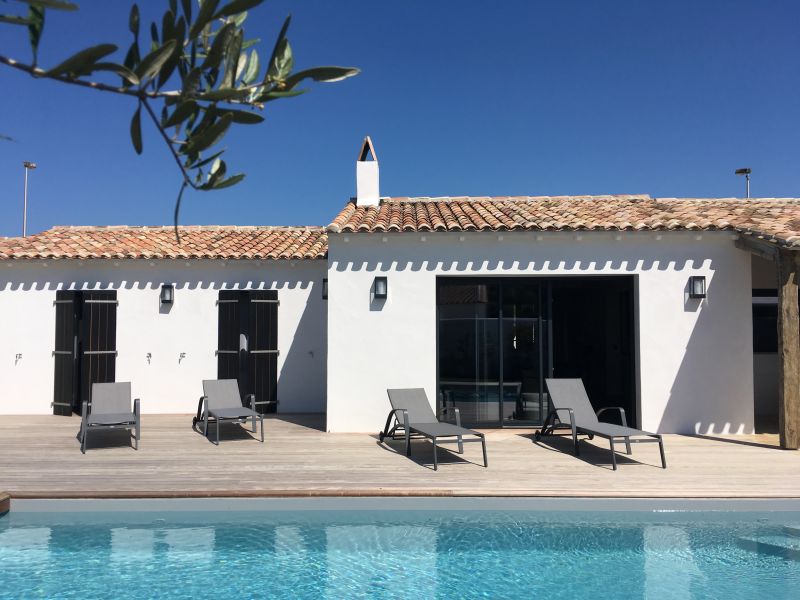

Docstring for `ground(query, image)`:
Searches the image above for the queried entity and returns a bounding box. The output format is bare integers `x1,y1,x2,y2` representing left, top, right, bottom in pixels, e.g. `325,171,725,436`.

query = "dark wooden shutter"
79,291,117,407
217,290,243,394
248,290,279,414
53,291,79,416
217,290,279,413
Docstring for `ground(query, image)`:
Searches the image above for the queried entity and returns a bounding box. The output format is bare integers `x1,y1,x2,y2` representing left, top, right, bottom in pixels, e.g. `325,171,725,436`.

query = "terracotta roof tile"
0,226,328,260
327,196,800,247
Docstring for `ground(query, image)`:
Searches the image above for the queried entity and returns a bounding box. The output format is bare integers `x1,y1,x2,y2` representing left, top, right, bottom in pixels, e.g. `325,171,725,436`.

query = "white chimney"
356,136,379,206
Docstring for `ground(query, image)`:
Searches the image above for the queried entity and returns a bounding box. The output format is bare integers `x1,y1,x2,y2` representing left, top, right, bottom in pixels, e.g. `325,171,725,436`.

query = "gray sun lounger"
380,388,487,470
537,378,666,470
79,382,140,454
196,379,265,445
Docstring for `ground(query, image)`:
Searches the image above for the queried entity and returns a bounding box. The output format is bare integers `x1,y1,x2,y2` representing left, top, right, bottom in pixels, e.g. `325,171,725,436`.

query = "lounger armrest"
246,393,256,411
200,395,209,421
387,408,409,428
597,406,627,427
440,405,462,428
81,400,89,425
134,398,140,420
400,409,409,431
552,407,575,427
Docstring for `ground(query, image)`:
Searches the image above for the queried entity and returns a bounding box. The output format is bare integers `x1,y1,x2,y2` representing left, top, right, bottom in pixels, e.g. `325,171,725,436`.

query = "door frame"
435,275,638,428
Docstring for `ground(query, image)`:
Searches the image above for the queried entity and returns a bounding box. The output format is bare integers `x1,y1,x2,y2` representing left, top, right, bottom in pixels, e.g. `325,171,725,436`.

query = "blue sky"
1,0,799,236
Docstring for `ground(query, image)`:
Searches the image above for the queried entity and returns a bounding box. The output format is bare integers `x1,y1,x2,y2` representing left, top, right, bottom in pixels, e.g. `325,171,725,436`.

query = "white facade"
326,230,755,435
0,259,327,415
0,229,762,435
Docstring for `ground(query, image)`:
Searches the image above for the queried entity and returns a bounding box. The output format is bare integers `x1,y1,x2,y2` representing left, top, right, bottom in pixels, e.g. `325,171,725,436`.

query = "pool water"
1,506,799,599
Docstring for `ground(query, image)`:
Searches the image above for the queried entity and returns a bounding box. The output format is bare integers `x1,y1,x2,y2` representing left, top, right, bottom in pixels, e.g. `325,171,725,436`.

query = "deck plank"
1,414,798,498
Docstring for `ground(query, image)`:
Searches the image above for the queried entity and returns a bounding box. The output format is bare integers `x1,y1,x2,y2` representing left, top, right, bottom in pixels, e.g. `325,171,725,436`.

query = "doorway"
52,290,118,416
436,276,636,427
216,290,279,414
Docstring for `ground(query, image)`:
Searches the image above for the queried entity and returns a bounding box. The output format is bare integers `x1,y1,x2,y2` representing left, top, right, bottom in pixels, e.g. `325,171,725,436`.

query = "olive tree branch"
141,97,198,190
0,54,281,106
0,53,177,99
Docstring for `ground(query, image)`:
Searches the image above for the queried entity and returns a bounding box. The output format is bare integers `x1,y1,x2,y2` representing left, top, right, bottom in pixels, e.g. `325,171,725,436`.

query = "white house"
1,140,798,447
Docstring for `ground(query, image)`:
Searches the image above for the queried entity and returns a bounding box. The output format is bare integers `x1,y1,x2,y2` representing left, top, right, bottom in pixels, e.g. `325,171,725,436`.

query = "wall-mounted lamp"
373,276,388,299
322,278,328,300
160,283,174,305
689,276,706,299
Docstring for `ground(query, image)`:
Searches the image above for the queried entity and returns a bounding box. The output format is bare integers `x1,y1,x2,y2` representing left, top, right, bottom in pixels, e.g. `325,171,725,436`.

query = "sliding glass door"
437,282,501,425
500,282,546,424
437,279,547,427
437,276,636,428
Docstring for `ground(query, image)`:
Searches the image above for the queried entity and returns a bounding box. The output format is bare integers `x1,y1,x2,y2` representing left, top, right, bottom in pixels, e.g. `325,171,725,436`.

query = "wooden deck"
1,414,799,499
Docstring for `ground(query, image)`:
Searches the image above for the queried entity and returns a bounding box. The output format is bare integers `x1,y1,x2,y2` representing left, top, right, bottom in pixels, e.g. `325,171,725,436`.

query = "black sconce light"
688,276,706,299
373,276,388,299
160,283,174,305
322,278,328,300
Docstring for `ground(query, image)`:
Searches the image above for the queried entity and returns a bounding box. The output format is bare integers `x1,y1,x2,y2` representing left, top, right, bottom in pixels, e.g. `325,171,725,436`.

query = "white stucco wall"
326,231,754,434
0,259,327,415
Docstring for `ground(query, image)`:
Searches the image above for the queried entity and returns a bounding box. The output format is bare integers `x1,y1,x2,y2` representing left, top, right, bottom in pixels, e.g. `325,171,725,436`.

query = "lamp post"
735,168,751,199
22,161,37,237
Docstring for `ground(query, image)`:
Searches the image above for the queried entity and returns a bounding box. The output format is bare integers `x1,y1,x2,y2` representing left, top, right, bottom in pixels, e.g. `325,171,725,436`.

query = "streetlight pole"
735,168,751,199
22,161,36,237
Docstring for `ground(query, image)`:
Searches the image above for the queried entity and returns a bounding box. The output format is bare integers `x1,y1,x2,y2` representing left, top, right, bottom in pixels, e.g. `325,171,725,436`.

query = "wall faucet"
14,353,22,365
146,352,152,364
179,352,186,363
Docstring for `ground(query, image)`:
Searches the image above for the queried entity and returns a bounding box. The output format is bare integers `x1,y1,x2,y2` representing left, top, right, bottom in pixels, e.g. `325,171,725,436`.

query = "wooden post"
777,250,800,449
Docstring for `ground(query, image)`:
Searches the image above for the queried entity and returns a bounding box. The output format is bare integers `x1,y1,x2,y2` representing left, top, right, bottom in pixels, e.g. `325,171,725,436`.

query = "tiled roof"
327,196,800,247
0,226,328,260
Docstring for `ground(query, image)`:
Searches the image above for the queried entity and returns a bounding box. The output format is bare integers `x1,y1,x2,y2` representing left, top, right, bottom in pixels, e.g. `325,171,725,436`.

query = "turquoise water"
1,508,799,599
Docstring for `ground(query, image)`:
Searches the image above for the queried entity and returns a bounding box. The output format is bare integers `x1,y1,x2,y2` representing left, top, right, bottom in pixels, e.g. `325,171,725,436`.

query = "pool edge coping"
6,495,800,514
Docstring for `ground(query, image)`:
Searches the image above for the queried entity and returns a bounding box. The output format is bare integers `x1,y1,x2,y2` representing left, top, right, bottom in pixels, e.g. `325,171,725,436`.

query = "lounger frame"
79,382,140,454
537,379,667,470
195,379,275,445
380,389,488,470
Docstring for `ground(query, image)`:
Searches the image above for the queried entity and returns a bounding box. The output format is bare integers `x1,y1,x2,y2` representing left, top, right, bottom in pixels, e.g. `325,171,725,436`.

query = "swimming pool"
1,498,799,599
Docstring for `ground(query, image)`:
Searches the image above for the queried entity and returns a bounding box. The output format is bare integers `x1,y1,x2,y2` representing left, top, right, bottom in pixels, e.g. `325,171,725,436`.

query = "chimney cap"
357,136,378,162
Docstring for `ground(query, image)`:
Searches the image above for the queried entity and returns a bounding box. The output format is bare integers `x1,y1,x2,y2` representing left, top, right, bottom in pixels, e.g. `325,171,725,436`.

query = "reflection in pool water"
1,510,799,599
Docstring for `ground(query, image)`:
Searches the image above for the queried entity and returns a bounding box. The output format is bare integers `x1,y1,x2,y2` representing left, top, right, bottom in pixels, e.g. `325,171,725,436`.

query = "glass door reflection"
437,279,547,427
437,281,501,426
500,280,544,425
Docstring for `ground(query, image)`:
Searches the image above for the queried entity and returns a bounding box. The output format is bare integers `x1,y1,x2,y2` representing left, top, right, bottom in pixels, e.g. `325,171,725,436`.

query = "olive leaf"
188,0,220,39
182,112,233,155
129,3,139,35
13,0,78,10
45,44,118,77
214,0,263,20
282,66,360,90
130,103,143,154
135,39,177,81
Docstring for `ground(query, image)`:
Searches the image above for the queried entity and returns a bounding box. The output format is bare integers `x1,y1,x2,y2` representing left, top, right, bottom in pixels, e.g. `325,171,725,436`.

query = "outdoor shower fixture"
373,276,388,299
322,278,328,300
689,276,707,299
160,284,174,305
